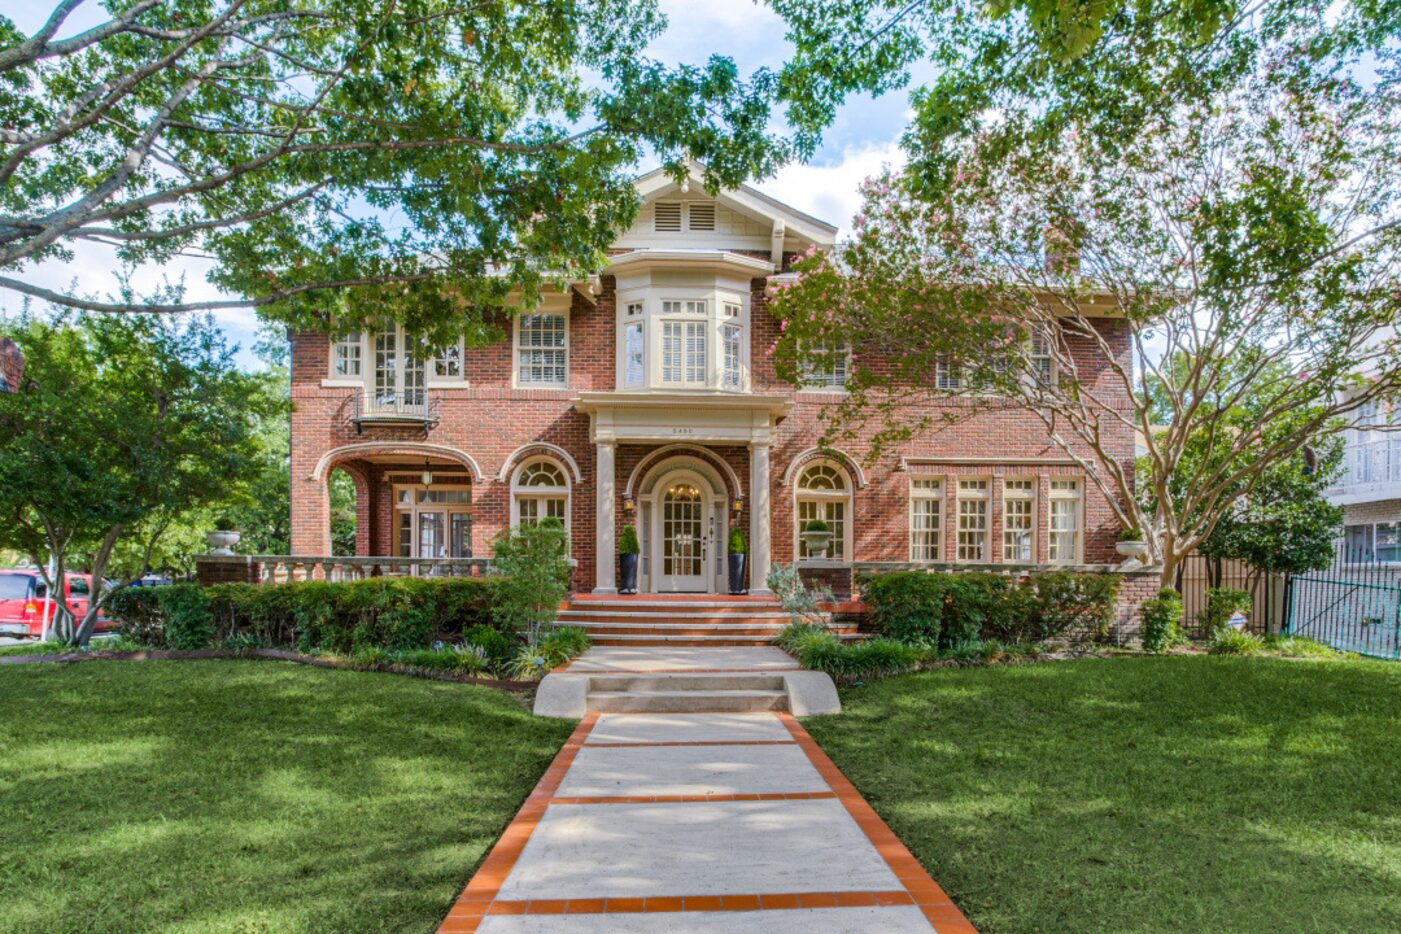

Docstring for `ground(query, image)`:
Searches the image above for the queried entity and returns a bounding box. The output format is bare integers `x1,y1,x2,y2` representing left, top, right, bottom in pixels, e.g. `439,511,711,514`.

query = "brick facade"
0,336,23,392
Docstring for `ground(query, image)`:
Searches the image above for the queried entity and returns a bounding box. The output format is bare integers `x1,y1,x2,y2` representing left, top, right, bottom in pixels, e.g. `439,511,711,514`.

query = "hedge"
860,570,1120,648
108,578,503,653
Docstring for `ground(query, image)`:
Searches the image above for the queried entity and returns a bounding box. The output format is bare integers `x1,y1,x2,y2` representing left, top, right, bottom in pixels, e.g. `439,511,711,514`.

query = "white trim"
513,307,570,389
509,455,572,538
782,447,868,488
900,455,1080,468
311,442,483,482
497,442,584,484
632,160,838,245
793,458,854,562
642,465,725,594
1048,477,1084,564
908,476,944,562
319,378,363,388
624,444,743,500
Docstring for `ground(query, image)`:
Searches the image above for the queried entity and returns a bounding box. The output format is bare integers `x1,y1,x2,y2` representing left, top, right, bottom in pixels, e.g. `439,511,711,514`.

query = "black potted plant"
618,524,640,593
727,527,748,594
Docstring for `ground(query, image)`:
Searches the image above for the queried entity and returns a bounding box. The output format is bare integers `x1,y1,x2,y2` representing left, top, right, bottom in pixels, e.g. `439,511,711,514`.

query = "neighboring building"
286,164,1136,596
1324,326,1401,562
0,336,22,392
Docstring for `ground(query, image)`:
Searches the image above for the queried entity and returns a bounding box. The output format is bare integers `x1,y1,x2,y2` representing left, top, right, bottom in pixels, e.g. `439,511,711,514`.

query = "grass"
806,655,1401,933
0,660,573,933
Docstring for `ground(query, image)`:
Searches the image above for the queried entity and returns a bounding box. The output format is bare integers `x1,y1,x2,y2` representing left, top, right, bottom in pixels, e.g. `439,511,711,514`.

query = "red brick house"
285,164,1135,598
0,336,22,393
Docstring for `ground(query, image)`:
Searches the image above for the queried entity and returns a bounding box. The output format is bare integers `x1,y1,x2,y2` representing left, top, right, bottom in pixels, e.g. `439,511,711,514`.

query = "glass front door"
659,483,708,592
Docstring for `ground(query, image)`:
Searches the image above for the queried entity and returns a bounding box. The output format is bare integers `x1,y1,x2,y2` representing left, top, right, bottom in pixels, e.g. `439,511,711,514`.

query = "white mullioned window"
432,342,461,379
803,340,851,389
332,330,362,377
956,478,989,561
936,355,963,391
512,458,570,533
796,461,852,560
1003,478,1035,563
1049,478,1082,563
722,321,744,389
516,312,568,387
909,477,943,561
1028,325,1055,388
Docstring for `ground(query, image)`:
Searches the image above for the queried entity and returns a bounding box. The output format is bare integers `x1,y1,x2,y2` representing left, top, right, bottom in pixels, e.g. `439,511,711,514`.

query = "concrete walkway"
438,660,977,932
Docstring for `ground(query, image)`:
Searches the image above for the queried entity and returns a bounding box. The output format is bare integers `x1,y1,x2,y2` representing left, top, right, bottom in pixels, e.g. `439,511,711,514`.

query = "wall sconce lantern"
623,494,635,513
732,496,744,515
421,461,434,486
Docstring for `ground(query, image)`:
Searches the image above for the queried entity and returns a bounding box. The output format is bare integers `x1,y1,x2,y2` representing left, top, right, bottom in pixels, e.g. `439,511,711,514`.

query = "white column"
749,442,772,594
594,441,617,593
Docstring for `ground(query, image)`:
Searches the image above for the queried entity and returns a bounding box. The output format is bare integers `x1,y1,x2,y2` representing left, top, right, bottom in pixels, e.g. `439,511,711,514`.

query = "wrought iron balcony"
351,390,440,433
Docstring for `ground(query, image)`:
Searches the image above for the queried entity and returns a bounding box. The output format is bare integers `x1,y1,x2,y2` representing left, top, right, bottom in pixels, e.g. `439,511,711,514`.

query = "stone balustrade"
195,554,494,586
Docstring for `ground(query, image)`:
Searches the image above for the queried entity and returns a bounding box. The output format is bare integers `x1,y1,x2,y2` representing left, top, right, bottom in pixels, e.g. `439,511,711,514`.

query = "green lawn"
0,660,572,933
807,655,1401,934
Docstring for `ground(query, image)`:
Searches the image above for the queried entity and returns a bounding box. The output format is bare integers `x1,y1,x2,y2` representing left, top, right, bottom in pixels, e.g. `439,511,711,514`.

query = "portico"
576,392,792,595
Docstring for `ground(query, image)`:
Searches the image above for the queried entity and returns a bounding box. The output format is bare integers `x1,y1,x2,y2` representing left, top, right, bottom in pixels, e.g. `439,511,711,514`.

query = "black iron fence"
1284,544,1401,660
1173,554,1285,637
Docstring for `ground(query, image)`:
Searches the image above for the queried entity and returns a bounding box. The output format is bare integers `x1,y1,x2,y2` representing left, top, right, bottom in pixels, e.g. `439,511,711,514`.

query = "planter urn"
801,530,833,560
1115,540,1150,560
728,553,748,594
206,530,240,556
618,552,639,594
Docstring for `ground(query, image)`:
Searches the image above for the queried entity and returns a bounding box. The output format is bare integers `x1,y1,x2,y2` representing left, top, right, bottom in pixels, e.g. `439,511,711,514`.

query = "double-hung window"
1028,326,1055,388
803,339,850,390
516,312,568,387
956,479,988,561
722,301,744,390
1049,479,1082,563
624,302,645,388
909,478,943,561
333,331,362,377
1003,479,1035,562
936,356,963,391
661,300,707,386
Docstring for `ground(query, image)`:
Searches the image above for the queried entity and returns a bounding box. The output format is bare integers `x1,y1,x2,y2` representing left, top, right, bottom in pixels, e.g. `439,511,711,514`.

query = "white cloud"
754,140,907,237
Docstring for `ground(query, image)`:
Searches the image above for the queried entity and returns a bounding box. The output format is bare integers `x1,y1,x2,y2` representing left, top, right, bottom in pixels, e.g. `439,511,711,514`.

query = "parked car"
0,569,114,638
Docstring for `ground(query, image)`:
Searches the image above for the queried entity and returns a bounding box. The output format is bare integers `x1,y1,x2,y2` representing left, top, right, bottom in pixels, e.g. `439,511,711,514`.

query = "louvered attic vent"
688,203,715,231
654,202,682,232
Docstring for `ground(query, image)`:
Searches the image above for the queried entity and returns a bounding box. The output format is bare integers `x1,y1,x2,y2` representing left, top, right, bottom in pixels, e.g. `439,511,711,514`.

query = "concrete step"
587,673,787,692
586,689,788,713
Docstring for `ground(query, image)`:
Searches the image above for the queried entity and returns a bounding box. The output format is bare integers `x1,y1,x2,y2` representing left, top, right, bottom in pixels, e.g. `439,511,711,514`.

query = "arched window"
512,457,570,530
795,461,852,560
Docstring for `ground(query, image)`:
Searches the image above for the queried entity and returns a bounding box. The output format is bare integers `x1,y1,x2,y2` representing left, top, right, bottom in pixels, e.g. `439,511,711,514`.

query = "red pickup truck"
0,569,114,638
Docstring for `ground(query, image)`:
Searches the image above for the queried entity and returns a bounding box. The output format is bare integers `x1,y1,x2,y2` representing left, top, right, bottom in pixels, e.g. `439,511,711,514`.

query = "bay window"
620,291,747,391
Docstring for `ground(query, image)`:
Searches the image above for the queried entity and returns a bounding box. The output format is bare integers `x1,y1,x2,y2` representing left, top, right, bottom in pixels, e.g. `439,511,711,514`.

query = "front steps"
557,594,861,646
584,673,789,712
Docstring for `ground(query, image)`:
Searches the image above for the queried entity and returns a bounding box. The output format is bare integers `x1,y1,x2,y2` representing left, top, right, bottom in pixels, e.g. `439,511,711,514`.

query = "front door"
658,482,709,592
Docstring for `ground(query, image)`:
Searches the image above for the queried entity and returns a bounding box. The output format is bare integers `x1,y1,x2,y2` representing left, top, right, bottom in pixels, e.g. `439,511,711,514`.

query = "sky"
0,0,922,369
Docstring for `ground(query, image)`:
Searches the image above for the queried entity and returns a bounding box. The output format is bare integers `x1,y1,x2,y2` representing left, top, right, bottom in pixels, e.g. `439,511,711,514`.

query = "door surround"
632,459,727,594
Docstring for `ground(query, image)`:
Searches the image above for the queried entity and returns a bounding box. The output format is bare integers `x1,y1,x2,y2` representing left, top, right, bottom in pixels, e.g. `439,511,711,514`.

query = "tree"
0,312,274,644
770,36,1401,585
0,0,789,342
490,520,570,645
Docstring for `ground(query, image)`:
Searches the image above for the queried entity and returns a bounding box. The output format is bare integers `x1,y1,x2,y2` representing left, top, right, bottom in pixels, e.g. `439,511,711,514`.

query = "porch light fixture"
421,461,433,486
732,496,744,515
623,494,635,513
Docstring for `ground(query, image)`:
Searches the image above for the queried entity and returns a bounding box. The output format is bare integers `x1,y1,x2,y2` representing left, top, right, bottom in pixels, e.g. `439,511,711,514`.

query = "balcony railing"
1336,440,1401,489
351,390,439,433
195,554,494,585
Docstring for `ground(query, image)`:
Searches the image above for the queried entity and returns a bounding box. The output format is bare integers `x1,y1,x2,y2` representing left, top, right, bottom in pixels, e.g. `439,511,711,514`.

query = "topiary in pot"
617,523,640,593
800,518,834,560
727,527,748,594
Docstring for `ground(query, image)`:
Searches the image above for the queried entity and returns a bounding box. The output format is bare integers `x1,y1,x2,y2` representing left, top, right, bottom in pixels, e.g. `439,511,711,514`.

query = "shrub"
1262,635,1340,658
491,522,571,641
538,625,591,666
465,624,516,668
1201,587,1252,635
860,572,944,644
1119,527,1144,542
728,527,747,554
802,518,831,533
1209,626,1265,655
111,578,502,654
618,524,640,555
1140,588,1185,653
861,569,1120,650
767,563,833,626
392,644,489,675
508,644,553,680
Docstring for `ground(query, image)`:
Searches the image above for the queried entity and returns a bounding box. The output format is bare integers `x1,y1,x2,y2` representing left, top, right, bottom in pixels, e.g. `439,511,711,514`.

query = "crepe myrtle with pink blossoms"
772,58,1401,587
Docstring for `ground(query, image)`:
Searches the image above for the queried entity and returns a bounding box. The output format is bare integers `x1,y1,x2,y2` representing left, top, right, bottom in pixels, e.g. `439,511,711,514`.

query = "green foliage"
617,524,640,555
538,626,591,666
109,578,501,653
861,570,1119,649
1141,588,1185,654
766,562,834,626
509,645,554,681
1200,587,1253,635
728,527,748,554
2,0,792,324
779,622,925,681
1208,627,1266,656
465,625,516,670
391,644,490,675
490,523,571,641
1262,635,1341,659
0,313,274,645
1119,527,1144,542
802,518,831,533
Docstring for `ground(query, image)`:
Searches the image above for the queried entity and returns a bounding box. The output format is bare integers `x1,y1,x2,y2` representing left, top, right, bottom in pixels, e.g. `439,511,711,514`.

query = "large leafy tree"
769,12,1400,585
0,313,274,644
0,0,788,344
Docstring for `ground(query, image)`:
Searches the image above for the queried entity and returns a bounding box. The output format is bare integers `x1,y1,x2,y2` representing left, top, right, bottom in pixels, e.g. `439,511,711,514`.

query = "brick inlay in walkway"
437,709,977,933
